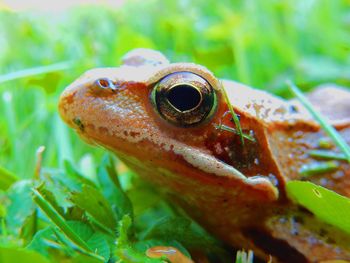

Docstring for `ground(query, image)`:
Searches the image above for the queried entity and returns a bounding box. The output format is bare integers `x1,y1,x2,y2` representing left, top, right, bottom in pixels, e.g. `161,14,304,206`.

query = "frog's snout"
58,86,80,131
58,78,94,132
58,75,113,129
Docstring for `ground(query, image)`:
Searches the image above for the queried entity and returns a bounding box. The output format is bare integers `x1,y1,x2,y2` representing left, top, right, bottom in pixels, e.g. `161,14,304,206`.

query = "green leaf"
116,215,133,248
67,221,111,260
70,185,117,232
0,203,6,217
72,254,104,263
67,221,94,241
127,182,165,217
32,186,91,251
32,185,104,262
0,166,18,190
64,160,97,189
0,247,51,263
86,232,111,261
286,181,350,234
115,215,165,263
36,185,65,218
142,216,191,241
64,206,86,221
19,210,37,245
141,216,219,252
26,227,57,257
97,155,133,220
5,180,35,235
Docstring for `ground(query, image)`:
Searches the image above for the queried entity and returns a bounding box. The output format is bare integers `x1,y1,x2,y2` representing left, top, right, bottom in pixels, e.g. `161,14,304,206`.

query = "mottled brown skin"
59,49,350,262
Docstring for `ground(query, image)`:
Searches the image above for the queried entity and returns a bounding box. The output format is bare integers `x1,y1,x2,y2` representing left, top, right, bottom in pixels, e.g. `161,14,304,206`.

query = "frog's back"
222,80,350,261
224,79,350,196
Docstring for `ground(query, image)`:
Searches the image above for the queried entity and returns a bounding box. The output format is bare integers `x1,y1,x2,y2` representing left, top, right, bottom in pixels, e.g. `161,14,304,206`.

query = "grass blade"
54,114,74,166
32,186,104,262
0,61,74,84
214,124,255,142
220,82,244,145
299,161,339,177
287,81,350,163
235,250,254,263
309,149,347,161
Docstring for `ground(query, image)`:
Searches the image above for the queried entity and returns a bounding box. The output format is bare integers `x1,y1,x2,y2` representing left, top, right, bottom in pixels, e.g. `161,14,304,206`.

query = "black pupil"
166,85,201,112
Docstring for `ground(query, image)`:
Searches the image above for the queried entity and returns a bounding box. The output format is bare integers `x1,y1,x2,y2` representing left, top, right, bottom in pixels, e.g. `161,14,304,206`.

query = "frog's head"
59,49,279,221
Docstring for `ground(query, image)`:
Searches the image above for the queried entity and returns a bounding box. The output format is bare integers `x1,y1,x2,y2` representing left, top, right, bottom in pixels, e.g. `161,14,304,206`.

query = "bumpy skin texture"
59,49,350,262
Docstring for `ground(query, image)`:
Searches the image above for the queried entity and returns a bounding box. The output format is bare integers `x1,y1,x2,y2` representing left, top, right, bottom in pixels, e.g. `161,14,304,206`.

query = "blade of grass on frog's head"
32,187,104,262
213,124,255,142
287,81,350,163
220,81,244,145
0,61,74,84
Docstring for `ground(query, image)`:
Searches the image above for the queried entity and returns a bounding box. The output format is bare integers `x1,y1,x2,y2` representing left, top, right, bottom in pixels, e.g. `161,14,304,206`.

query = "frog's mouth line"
172,145,279,200
76,119,279,202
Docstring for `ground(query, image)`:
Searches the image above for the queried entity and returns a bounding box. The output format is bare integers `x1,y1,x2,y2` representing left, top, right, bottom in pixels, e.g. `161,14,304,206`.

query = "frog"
58,48,350,262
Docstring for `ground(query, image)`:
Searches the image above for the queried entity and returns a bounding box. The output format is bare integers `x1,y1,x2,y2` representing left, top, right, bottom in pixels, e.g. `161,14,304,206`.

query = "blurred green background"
0,0,350,180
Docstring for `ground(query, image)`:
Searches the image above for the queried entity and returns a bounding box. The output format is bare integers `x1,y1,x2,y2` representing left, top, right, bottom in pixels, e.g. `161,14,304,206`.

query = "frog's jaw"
112,146,284,261
65,102,280,202
70,110,278,197
117,141,350,262
59,82,279,203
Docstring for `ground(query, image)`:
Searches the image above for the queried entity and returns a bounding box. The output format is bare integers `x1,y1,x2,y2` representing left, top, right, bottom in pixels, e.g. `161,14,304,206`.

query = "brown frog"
58,48,350,262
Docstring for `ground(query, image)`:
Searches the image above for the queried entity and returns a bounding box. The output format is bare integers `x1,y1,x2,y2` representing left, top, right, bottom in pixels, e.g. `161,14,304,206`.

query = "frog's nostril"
95,78,117,91
73,117,85,132
97,78,110,88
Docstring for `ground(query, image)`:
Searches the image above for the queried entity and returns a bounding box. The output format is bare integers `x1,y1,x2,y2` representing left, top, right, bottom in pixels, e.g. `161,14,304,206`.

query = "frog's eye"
151,72,217,126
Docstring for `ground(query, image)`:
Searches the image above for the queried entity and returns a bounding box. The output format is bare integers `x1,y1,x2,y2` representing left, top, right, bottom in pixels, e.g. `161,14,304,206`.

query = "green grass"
0,0,350,262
